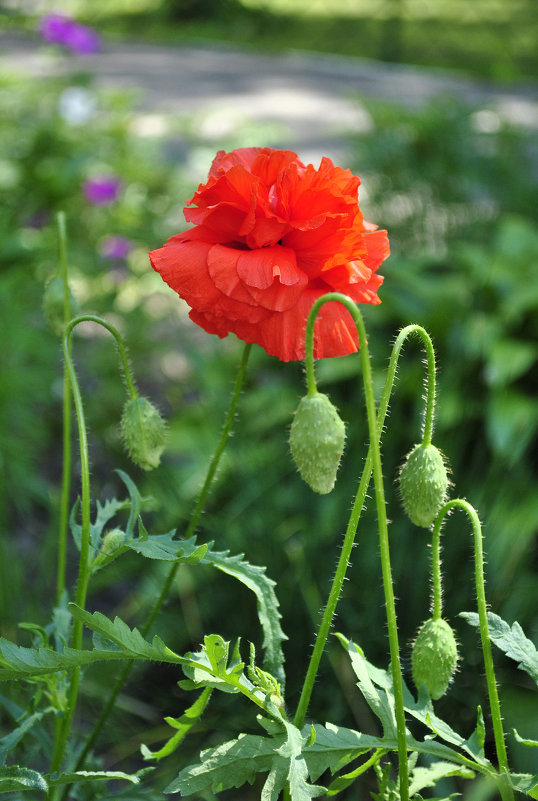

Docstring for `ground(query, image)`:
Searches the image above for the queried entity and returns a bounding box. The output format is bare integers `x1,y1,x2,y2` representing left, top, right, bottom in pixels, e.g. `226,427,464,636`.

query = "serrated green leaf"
202,543,287,689
69,606,185,664
460,612,538,683
141,688,212,762
337,635,492,771
303,723,393,781
0,638,108,680
0,608,188,681
165,733,280,795
127,528,207,564
180,635,274,712
507,772,538,798
70,496,129,557
269,722,325,801
326,747,386,795
0,765,48,793
165,723,324,800
514,729,538,748
115,469,142,538
408,760,474,795
47,769,145,787
336,636,397,738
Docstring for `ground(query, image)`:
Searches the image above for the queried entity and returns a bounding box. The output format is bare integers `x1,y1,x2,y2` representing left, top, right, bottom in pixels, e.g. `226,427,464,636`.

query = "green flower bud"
289,392,345,494
102,528,125,554
121,396,167,471
399,443,448,528
412,617,458,700
42,276,79,336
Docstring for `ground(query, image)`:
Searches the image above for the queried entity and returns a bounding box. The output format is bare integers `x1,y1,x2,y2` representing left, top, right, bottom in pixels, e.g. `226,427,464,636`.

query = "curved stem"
67,314,138,400
379,324,436,449
49,323,93,774
56,310,139,604
293,322,435,724
56,212,72,604
294,293,409,801
69,342,252,779
433,500,513,799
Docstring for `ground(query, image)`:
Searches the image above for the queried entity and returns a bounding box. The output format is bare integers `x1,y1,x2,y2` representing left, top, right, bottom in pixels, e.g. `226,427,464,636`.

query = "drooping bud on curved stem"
412,617,458,699
121,396,167,471
289,392,346,494
294,291,410,801
431,500,514,800
399,442,449,528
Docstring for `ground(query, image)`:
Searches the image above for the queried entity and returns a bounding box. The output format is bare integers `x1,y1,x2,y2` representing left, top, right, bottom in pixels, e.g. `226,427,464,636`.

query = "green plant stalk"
433,499,514,801
69,342,252,780
49,321,94,778
431,520,442,619
294,323,435,726
56,212,72,605
66,314,139,399
294,293,410,801
57,311,138,604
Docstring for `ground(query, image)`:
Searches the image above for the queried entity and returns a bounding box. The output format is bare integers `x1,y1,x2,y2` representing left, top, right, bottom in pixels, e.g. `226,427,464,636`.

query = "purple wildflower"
100,235,134,261
83,175,122,206
39,13,100,56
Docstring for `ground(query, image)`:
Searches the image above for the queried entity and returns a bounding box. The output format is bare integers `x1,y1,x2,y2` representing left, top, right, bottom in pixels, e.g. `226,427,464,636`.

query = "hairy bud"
412,617,458,700
43,276,79,336
102,528,125,554
399,443,448,528
289,392,345,494
121,397,167,471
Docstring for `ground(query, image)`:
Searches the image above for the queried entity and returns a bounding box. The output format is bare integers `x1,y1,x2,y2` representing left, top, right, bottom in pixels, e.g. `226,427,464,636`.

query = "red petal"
252,289,359,361
149,240,219,311
207,244,258,306
237,246,308,312
363,229,390,270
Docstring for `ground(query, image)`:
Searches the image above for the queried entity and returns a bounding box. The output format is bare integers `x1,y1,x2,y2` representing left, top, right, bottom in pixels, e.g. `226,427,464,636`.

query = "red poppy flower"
150,147,389,361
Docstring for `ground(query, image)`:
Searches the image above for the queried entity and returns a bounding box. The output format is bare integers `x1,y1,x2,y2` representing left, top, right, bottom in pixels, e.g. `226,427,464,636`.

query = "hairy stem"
49,322,93,776
294,293,410,801
294,322,435,727
431,522,442,619
66,314,139,399
433,499,514,801
68,342,252,781
56,212,72,605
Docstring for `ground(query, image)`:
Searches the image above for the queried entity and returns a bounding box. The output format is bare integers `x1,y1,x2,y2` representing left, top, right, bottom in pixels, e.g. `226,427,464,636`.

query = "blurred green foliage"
0,64,536,798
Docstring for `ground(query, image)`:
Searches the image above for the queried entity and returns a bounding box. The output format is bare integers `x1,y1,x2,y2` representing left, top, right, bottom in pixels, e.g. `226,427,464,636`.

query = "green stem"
293,322,435,726
431,522,442,619
69,342,252,779
433,499,513,800
67,314,138,399
293,293,409,801
49,321,94,775
56,212,72,605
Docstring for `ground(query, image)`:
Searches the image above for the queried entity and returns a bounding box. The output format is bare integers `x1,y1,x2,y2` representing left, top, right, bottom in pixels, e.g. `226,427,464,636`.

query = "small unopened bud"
289,392,345,494
412,617,458,700
43,276,79,336
121,396,167,471
102,528,125,554
399,443,448,528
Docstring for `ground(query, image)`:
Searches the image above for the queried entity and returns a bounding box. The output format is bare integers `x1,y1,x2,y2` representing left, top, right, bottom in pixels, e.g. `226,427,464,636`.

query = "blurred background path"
2,34,537,166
